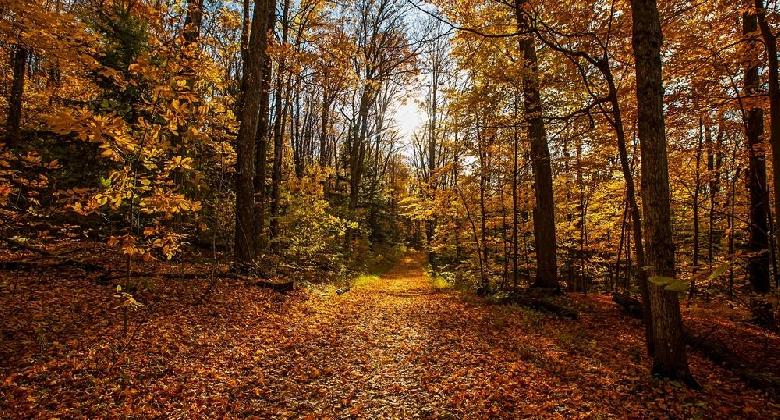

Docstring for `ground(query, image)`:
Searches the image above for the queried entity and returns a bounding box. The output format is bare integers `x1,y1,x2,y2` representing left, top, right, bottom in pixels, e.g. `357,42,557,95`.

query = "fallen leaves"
0,250,778,417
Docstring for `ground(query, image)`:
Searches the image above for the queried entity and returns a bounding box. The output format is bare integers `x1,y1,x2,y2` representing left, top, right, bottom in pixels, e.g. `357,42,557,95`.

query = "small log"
1,237,105,273
253,279,294,293
336,287,350,295
686,329,780,397
492,289,578,319
1,257,104,273
96,271,224,284
612,292,644,319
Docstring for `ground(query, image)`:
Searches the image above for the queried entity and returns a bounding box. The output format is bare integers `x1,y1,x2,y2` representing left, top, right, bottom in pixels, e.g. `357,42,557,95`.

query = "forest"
1,0,780,417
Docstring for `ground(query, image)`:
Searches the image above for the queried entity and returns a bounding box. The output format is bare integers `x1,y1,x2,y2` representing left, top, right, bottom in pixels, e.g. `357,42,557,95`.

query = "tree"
234,0,275,268
629,0,694,383
6,44,28,146
756,0,780,288
514,0,557,289
743,5,771,293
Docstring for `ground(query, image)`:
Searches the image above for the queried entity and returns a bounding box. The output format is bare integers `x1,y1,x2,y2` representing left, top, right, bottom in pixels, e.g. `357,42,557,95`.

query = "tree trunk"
479,139,489,294
349,84,374,211
515,0,557,289
707,124,722,267
427,62,439,265
691,117,704,301
269,0,291,249
512,95,520,289
319,90,333,168
629,0,694,384
183,0,204,45
601,63,653,354
6,45,28,146
743,8,771,293
254,2,276,255
234,0,274,268
757,0,780,288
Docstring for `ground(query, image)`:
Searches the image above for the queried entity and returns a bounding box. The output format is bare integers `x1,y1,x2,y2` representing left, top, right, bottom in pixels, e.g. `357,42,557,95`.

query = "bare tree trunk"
690,117,704,301
630,0,694,384
501,176,510,287
479,147,489,293
744,7,771,293
707,124,722,267
515,0,557,289
599,61,653,353
254,2,276,255
183,0,204,45
234,0,274,268
757,0,780,288
6,45,27,146
319,89,333,168
512,95,520,289
240,0,250,64
269,0,291,249
427,62,439,265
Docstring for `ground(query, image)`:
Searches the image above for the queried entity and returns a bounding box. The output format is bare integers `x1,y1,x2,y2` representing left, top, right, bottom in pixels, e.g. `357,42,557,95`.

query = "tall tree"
254,0,277,254
743,6,771,293
514,0,557,289
756,0,780,288
269,0,291,248
234,0,275,268
6,44,28,145
629,0,694,383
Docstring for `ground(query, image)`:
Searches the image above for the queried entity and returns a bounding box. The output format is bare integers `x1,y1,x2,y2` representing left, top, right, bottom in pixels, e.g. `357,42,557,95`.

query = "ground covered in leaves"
1,250,779,417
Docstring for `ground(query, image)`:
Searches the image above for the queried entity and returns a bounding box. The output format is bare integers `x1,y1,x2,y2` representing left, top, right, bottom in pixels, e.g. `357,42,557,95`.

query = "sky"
391,97,425,151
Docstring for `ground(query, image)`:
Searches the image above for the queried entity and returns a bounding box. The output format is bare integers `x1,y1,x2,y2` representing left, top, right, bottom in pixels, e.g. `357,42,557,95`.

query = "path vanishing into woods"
1,252,777,417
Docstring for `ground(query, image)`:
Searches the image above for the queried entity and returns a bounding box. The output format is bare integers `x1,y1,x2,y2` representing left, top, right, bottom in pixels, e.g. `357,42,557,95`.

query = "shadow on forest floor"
0,247,778,417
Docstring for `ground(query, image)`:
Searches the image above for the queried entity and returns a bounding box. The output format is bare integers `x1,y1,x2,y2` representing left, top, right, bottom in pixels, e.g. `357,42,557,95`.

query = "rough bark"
512,96,520,289
319,90,333,168
254,3,276,255
757,0,780,289
515,0,558,289
6,45,28,146
269,0,291,248
234,0,274,268
743,8,771,293
630,0,694,383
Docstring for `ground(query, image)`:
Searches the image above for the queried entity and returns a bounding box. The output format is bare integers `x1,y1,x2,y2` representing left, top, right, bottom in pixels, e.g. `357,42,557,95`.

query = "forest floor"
1,249,779,418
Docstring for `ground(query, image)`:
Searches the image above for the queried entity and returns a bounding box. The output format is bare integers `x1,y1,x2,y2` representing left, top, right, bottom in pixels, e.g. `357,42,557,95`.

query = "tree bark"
601,63,653,354
629,0,694,383
269,0,291,249
743,7,771,293
515,0,557,289
319,89,333,168
254,2,276,255
183,0,204,45
6,45,28,146
512,95,520,289
689,117,705,301
757,0,780,289
427,61,439,265
234,0,274,268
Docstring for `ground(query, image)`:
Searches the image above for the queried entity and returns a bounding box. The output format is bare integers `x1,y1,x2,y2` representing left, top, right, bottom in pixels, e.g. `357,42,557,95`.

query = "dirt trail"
2,252,777,418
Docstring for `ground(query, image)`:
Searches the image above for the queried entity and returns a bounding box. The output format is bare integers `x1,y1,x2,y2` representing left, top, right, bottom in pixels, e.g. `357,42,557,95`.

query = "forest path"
269,252,611,417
